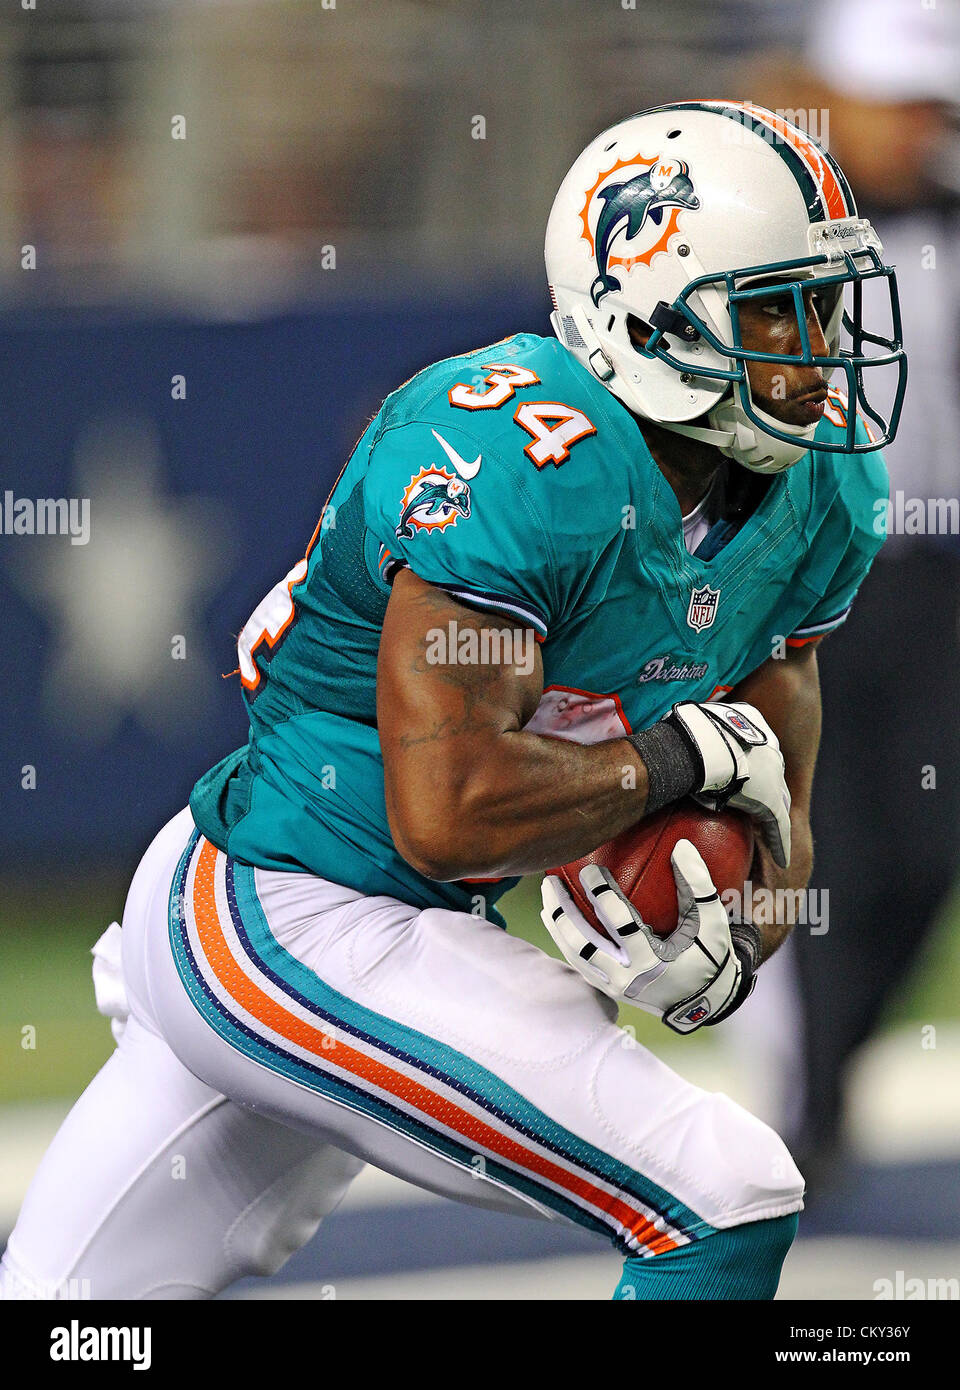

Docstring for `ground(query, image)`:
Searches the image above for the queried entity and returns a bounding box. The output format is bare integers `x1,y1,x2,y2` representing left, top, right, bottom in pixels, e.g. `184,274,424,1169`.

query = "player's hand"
540,840,759,1033
665,701,791,869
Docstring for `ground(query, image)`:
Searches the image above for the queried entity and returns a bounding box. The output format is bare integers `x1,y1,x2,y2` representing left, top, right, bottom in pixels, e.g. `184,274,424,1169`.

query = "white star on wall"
10,414,236,743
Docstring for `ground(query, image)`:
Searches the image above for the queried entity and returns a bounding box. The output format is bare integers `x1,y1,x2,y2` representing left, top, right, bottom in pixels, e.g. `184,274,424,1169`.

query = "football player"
1,101,905,1301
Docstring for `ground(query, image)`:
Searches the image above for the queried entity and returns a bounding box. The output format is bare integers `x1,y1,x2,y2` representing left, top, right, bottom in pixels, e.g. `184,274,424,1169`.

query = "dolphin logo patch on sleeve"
396,467,472,539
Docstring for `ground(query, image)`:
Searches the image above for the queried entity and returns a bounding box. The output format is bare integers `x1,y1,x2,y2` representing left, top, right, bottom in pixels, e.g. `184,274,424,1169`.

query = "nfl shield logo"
687,584,720,631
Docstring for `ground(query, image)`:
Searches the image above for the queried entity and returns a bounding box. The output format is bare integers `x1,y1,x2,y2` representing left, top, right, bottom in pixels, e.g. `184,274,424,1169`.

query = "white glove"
540,840,759,1033
668,701,791,869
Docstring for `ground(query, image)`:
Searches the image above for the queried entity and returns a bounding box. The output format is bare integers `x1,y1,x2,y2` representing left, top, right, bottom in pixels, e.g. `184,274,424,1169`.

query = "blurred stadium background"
1,0,959,1299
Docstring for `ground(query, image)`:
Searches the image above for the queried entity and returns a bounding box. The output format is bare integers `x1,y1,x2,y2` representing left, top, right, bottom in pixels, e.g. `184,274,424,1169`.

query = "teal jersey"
190,332,887,924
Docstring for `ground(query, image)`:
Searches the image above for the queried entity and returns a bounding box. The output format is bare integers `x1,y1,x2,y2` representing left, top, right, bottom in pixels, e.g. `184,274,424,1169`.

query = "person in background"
734,0,960,1183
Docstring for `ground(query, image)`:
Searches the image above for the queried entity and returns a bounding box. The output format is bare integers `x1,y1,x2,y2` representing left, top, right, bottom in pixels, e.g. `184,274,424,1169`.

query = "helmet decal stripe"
657,100,851,223
819,145,857,218
728,101,851,219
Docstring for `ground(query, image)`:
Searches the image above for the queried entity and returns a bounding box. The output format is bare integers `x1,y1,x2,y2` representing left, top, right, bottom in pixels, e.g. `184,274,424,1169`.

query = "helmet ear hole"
626,313,654,352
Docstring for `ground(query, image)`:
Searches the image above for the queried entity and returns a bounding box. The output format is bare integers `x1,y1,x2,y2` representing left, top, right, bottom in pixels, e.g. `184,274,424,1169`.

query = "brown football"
552,799,754,939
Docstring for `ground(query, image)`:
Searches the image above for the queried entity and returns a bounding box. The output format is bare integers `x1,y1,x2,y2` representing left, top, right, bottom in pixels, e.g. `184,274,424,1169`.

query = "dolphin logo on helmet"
590,159,700,306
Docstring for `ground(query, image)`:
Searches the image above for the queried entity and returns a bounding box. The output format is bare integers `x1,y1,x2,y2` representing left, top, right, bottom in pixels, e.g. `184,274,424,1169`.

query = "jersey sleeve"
789,420,889,647
363,417,562,638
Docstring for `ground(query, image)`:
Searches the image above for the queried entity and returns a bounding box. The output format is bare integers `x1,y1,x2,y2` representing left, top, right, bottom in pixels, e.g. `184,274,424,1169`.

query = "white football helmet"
545,101,906,472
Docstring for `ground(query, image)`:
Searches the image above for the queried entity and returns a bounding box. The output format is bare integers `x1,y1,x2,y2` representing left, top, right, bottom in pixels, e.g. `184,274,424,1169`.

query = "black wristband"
729,920,763,974
627,719,699,815
704,921,763,1026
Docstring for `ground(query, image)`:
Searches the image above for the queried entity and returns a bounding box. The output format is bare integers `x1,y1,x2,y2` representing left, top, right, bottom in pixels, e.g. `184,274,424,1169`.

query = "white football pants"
0,808,803,1299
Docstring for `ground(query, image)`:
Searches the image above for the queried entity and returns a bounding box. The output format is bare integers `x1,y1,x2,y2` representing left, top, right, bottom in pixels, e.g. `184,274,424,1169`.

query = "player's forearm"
730,643,821,959
386,728,652,880
378,571,661,879
748,808,813,960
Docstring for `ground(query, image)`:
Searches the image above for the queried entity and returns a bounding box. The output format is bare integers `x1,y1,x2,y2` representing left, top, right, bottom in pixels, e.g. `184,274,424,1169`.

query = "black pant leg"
794,546,960,1158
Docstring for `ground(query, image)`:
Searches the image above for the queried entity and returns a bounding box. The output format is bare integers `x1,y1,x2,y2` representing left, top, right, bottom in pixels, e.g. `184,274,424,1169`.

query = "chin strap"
551,305,618,384
710,384,815,473
657,417,737,450
655,395,813,475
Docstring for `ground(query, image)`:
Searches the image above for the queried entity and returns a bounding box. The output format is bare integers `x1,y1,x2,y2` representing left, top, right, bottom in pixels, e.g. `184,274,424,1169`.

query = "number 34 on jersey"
450,362,596,467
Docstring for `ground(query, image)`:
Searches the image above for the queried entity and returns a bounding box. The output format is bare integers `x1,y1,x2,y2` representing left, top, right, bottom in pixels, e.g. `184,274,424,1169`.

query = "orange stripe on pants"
188,837,677,1254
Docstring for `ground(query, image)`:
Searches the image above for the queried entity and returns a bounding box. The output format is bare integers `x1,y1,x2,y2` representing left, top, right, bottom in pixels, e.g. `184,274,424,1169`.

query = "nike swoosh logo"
431,428,481,479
